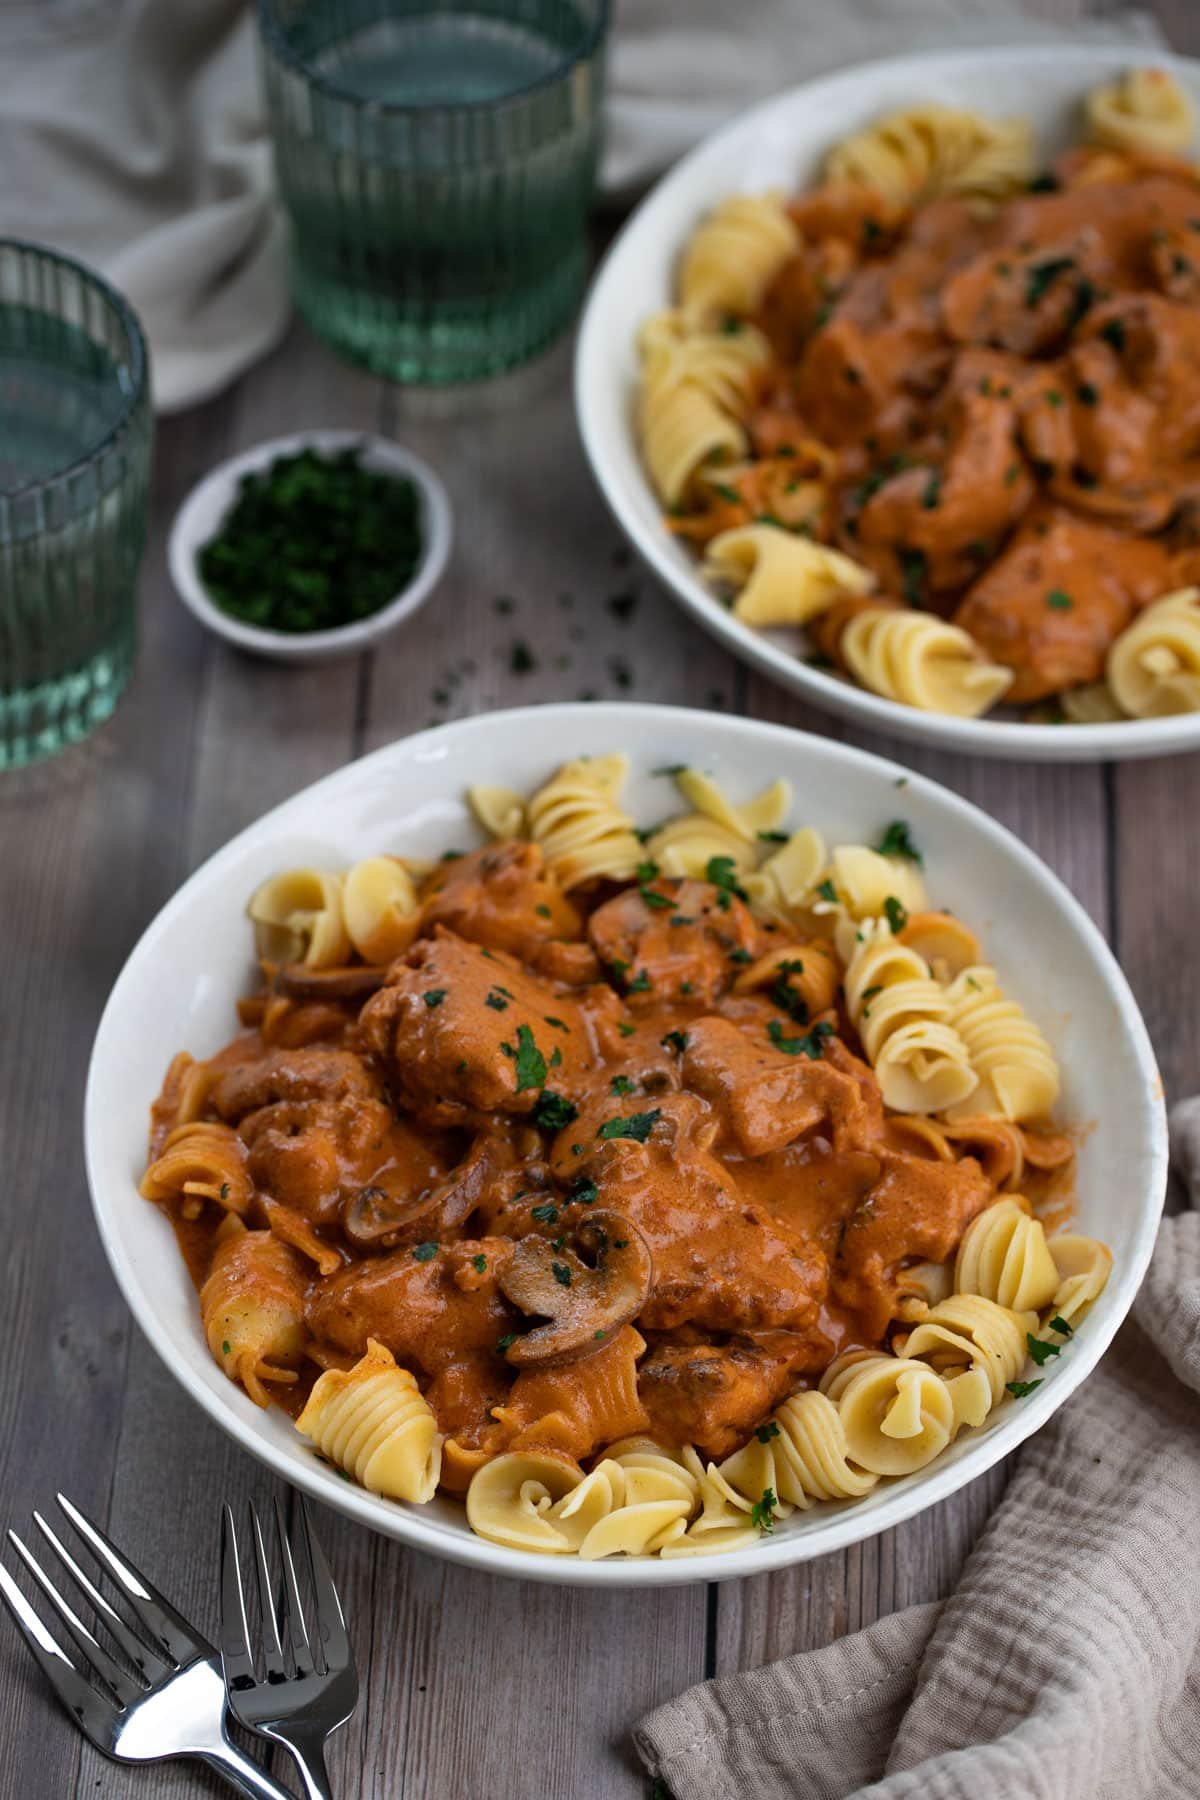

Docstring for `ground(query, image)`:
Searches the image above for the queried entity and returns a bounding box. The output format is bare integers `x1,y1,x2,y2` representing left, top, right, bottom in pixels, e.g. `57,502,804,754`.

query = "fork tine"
32,1512,170,1686
7,1532,142,1709
274,1497,314,1676
55,1495,200,1668
293,1498,351,1675
218,1504,258,1692
249,1504,287,1682
0,1560,119,1749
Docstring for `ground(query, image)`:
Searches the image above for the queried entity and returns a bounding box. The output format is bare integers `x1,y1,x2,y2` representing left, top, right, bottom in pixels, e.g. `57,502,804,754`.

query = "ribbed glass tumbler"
258,0,609,383
0,243,152,770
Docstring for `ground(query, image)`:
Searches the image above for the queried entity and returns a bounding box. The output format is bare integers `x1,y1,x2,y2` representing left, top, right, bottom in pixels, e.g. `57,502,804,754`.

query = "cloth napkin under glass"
0,0,1162,410
634,1098,1200,1800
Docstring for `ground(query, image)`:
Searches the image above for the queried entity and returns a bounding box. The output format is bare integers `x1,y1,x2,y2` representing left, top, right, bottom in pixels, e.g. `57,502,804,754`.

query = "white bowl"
168,429,453,663
576,45,1200,763
85,703,1167,1586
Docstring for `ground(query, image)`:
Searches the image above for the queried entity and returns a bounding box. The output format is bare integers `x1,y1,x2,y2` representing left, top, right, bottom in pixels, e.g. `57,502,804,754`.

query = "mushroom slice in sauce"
342,1134,520,1249
497,1210,652,1367
274,963,391,1002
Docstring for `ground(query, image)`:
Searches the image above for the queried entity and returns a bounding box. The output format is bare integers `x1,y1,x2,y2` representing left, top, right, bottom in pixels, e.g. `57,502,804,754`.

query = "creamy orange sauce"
148,842,1074,1474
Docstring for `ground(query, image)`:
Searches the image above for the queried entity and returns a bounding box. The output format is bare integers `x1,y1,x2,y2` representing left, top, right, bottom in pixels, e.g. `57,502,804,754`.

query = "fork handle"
280,1733,333,1800
197,1742,297,1800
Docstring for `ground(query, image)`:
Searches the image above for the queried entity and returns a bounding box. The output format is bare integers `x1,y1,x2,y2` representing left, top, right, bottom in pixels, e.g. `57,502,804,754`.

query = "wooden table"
2,8,1198,1794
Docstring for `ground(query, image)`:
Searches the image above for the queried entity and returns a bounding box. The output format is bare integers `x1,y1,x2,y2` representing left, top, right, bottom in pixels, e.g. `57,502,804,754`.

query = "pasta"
825,104,1035,203
1085,68,1196,157
943,966,1061,1122
840,609,1014,718
679,193,800,322
639,76,1200,724
297,1339,442,1502
842,920,976,1114
143,754,1104,1561
247,868,349,967
525,753,643,888
704,525,875,629
1106,589,1200,718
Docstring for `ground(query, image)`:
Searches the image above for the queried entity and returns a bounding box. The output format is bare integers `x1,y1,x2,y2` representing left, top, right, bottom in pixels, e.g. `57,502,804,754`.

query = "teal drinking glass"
258,0,609,383
0,242,152,770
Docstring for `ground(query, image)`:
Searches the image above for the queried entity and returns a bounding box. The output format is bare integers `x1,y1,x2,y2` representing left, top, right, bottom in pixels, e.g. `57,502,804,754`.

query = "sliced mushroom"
274,963,391,1002
497,1210,651,1368
342,1134,518,1249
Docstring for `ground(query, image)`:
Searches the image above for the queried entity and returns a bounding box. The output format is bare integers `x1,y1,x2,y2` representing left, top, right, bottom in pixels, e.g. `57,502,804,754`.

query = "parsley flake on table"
533,1091,577,1131
1006,1378,1043,1399
423,989,447,1008
597,1109,662,1144
750,1488,778,1533
876,820,923,864
1026,1332,1063,1367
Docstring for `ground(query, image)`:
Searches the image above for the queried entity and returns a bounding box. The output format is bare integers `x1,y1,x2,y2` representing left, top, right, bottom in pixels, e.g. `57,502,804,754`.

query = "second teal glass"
259,0,609,384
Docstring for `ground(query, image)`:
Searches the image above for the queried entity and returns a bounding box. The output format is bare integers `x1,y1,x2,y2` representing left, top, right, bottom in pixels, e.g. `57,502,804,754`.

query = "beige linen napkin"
635,1098,1200,1800
0,1,1161,412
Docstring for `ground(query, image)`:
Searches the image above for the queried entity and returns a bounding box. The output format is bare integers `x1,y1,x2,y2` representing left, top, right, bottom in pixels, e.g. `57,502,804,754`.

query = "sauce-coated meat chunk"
359,929,592,1124
587,877,762,1006
420,841,581,960
681,1015,869,1157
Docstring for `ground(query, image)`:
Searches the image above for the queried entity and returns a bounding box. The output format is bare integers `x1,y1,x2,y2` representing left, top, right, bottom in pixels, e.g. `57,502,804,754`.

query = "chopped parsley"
485,991,509,1012
921,471,943,510
423,989,447,1008
510,1023,548,1092
533,1091,578,1131
1100,318,1126,353
652,763,688,777
899,548,928,607
705,855,748,900
472,1254,488,1273
221,1340,231,1356
219,1181,230,1200
530,1202,559,1225
412,1241,439,1262
729,947,754,964
1006,1378,1043,1399
535,904,552,919
755,1421,781,1444
597,1109,662,1144
750,1488,778,1533
713,483,740,505
636,859,660,882
1025,255,1075,307
616,1021,637,1038
551,1261,572,1287
883,895,908,934
816,878,838,904
611,1074,636,1095
544,1016,569,1032
639,886,675,911
1045,389,1064,408
757,829,789,844
661,1030,689,1055
1026,1332,1063,1368
768,1017,833,1059
1075,381,1100,407
1045,588,1073,610
876,820,922,864
568,1176,599,1206
496,1333,517,1353
1049,1314,1074,1337
626,970,652,994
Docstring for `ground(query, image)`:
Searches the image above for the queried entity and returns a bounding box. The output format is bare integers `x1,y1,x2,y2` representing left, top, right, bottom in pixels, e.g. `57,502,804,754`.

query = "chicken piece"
852,388,1036,592
834,1149,993,1339
420,841,582,961
794,314,927,447
680,1015,868,1157
587,878,761,1008
940,230,1111,356
305,1236,517,1379
211,1048,380,1123
548,1091,828,1335
638,1331,828,1461
1081,292,1200,467
953,503,1175,701
358,929,590,1125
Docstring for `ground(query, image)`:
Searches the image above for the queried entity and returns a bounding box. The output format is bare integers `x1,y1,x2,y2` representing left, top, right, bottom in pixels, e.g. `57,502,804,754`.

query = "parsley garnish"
636,859,659,882
1100,318,1126,353
496,1333,517,1353
219,1182,230,1200
627,970,652,994
616,1021,636,1038
597,1109,662,1144
472,1254,488,1273
652,764,688,777
1026,1332,1062,1367
768,1017,833,1059
876,820,922,864
533,1091,578,1131
412,1241,439,1262
899,548,927,607
611,1074,636,1095
511,1023,548,1092
661,1030,689,1055
1006,1378,1043,1399
485,991,508,1011
544,1016,569,1032
1075,381,1099,407
729,946,754,964
1049,1314,1074,1337
883,895,908,933
705,855,747,900
1046,589,1073,610
530,1202,559,1224
568,1176,599,1206
750,1488,778,1533
221,1340,231,1356
1025,255,1074,307
816,878,838,904
757,829,788,844
714,483,740,505
535,904,552,919
922,471,942,510
639,886,674,910
755,1421,781,1444
552,1261,572,1287
423,989,447,1008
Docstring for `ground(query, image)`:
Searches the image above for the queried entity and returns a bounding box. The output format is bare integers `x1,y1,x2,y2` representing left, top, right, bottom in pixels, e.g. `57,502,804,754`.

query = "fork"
220,1497,358,1800
0,1492,292,1799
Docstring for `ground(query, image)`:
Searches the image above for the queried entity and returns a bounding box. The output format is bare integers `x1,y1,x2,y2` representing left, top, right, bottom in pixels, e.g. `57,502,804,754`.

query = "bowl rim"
167,428,453,661
0,236,150,504
574,42,1200,763
84,701,1168,1586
